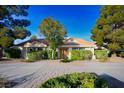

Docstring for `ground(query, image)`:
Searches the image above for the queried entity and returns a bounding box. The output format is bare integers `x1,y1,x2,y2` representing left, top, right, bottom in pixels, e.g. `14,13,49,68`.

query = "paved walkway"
0,60,124,88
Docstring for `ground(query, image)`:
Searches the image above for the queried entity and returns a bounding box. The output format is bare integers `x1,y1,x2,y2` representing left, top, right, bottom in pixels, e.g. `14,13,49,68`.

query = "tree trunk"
52,49,54,59
110,51,117,57
111,53,117,57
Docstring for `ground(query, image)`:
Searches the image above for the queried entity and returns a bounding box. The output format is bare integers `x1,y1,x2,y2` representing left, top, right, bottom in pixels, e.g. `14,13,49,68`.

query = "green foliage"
71,50,93,60
27,52,38,62
39,17,67,59
27,50,58,62
31,35,37,40
95,50,108,62
60,58,72,63
52,50,58,60
13,26,31,39
120,52,124,57
0,36,14,48
5,48,21,58
46,50,58,60
0,48,2,59
81,50,93,60
27,50,48,62
95,77,109,88
47,50,53,59
71,50,81,60
108,43,120,52
0,6,31,48
94,50,108,59
41,72,109,88
119,52,124,58
91,5,124,52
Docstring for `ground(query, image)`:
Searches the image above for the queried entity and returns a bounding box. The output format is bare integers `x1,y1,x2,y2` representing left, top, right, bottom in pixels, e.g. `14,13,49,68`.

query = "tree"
0,5,31,58
39,17,67,59
91,5,124,53
31,35,37,40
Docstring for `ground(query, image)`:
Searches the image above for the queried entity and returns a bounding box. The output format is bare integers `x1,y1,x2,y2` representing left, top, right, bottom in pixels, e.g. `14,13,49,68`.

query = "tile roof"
64,38,96,46
15,39,48,47
15,38,96,48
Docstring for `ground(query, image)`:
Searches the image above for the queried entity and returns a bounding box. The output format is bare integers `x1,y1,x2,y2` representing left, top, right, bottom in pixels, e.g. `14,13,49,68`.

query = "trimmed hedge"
5,48,21,58
27,50,48,62
71,50,93,60
40,72,108,88
94,50,108,59
27,50,58,62
71,50,81,60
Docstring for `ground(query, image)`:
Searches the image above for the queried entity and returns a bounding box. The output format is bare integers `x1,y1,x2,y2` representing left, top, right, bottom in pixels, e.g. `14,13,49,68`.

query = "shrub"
27,50,48,62
81,50,93,60
4,48,21,58
60,58,72,63
27,52,39,62
40,72,109,88
71,50,93,60
95,50,108,59
119,52,124,58
71,50,81,60
39,50,48,59
95,50,108,62
95,77,109,88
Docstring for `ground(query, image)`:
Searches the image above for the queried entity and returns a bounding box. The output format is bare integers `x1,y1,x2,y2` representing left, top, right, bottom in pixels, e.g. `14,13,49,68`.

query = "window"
79,48,84,50
72,48,79,50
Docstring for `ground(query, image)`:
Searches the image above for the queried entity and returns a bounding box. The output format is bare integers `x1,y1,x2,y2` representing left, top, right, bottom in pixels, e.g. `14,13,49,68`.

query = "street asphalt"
0,60,124,88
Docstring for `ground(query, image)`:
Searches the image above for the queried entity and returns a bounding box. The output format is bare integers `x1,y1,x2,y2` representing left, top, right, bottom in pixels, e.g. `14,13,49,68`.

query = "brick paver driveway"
0,60,124,88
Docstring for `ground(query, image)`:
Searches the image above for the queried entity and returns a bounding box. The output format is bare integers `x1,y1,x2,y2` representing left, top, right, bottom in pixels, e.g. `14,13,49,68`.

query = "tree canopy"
31,35,37,40
91,5,124,52
39,17,67,50
39,17,67,59
0,5,31,48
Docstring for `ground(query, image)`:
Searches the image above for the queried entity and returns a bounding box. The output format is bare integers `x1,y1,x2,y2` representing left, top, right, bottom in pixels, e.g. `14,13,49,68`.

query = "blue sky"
15,5,101,44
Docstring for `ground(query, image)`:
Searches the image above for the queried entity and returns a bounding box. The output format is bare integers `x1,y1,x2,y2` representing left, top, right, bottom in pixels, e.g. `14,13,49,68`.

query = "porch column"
25,47,29,59
43,47,46,50
68,48,72,59
18,47,24,58
91,48,96,60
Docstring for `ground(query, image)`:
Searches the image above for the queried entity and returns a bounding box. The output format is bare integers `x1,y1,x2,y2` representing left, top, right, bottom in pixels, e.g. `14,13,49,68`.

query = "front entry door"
60,48,69,59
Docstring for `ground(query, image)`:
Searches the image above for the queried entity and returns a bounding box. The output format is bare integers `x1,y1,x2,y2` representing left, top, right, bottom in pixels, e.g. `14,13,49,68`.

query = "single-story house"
15,39,48,59
58,38,97,59
15,38,97,59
